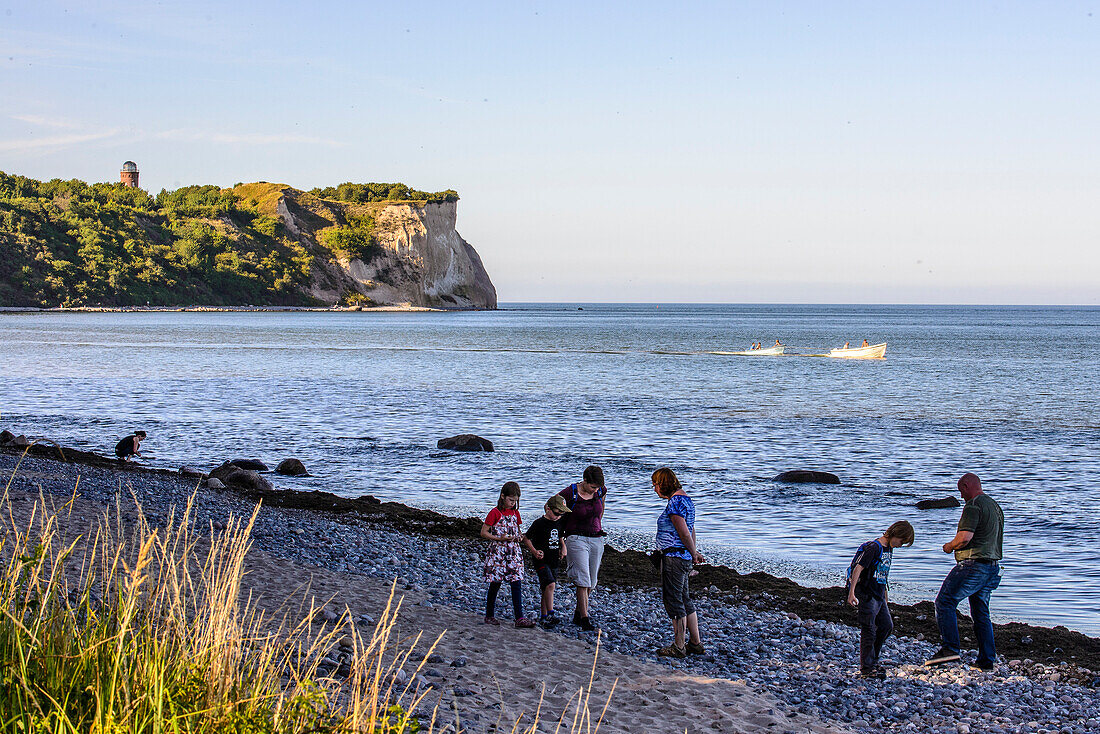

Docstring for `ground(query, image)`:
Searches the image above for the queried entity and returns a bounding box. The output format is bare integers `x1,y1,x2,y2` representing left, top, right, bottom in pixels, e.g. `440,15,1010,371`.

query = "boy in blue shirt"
847,521,915,678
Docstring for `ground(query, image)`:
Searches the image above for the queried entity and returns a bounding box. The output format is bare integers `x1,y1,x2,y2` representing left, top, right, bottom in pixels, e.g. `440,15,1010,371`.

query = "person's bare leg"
542,583,555,616
686,612,701,645
576,586,590,618
672,616,686,648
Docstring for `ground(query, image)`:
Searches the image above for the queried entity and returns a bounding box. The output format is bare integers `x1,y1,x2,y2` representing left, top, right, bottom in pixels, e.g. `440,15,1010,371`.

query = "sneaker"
541,614,561,629
686,641,706,656
924,647,961,666
484,616,500,626
657,644,687,658
514,617,536,629
972,661,996,672
577,616,597,632
860,667,887,679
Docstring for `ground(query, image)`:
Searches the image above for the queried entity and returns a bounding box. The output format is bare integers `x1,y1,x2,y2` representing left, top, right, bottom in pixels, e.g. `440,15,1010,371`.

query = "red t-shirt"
484,507,521,527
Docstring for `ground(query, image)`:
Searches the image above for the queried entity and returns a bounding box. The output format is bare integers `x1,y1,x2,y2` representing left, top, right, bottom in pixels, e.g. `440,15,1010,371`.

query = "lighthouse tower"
120,161,139,188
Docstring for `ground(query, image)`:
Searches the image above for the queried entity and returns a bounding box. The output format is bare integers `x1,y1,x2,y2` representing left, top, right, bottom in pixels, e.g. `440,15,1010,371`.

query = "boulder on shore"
437,434,494,452
230,458,269,471
276,458,309,476
773,470,840,485
209,461,274,493
916,496,961,510
206,477,226,490
0,429,31,448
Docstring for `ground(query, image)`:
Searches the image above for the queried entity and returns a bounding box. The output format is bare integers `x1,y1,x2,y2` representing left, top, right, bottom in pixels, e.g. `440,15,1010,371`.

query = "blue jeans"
935,560,1002,666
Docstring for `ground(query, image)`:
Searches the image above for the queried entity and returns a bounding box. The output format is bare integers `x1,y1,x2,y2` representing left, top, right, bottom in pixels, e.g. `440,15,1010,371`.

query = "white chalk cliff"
273,188,496,309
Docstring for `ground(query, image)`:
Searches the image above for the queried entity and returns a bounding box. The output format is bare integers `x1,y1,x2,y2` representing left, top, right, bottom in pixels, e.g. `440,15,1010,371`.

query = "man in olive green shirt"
926,473,1005,670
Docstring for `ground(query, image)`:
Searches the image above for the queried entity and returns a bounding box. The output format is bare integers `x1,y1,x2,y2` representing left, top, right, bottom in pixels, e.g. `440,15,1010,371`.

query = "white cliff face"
290,197,496,309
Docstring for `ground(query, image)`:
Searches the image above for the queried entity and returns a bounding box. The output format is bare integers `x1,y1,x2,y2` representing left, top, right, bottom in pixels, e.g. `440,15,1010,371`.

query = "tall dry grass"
1,453,614,733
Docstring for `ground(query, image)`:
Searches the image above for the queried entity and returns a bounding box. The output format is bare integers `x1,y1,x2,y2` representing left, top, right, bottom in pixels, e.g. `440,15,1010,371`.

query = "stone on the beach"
206,477,225,490
230,458,269,471
916,496,961,510
772,470,840,484
436,434,494,452
0,429,15,445
3,433,31,448
276,458,308,476
178,466,206,478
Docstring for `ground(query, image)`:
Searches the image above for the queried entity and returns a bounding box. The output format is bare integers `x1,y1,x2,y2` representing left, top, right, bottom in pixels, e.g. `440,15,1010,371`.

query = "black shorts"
535,563,559,590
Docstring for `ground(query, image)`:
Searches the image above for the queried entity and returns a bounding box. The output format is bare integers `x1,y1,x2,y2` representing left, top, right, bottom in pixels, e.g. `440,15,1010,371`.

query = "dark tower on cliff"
120,161,139,188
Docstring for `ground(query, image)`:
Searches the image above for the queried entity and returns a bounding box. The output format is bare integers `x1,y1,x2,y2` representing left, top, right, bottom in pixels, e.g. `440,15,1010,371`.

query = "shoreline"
3,440,1100,732
0,305,474,313
3,438,1098,672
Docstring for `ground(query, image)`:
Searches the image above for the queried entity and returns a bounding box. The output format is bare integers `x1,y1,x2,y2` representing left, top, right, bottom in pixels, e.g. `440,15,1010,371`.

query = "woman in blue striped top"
652,467,706,658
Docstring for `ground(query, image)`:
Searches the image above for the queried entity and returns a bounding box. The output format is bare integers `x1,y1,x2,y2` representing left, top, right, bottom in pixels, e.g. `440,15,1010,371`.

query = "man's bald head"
958,472,983,500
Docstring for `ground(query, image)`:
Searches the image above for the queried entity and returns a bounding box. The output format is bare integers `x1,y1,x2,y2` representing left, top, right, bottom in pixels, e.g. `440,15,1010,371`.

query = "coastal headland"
3,435,1099,732
0,173,497,310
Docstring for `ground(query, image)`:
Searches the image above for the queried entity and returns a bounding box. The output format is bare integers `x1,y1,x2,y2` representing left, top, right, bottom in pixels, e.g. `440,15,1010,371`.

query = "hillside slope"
0,174,496,309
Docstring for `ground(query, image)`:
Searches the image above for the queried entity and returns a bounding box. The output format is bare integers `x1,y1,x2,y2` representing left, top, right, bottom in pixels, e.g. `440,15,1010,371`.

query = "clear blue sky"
2,1,1098,303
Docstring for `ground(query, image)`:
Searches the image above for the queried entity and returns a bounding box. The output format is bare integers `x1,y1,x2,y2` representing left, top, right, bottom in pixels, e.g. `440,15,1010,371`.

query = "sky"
1,1,1098,304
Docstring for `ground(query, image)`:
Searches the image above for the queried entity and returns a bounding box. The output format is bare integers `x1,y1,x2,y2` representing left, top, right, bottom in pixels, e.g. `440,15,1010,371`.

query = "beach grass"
1,459,613,733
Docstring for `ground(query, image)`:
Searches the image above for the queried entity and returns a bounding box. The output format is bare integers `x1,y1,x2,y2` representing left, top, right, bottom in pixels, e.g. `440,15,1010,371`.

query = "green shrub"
320,213,379,262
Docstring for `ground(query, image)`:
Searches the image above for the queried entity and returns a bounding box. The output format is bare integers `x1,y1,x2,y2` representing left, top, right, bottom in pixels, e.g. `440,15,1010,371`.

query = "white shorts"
564,535,605,589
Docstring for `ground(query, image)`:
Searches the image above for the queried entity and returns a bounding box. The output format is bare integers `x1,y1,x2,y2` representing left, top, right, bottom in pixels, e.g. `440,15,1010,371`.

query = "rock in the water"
916,496,961,510
230,458,268,471
178,466,206,478
773,470,840,484
436,434,494,452
0,429,15,445
208,461,273,492
227,468,273,492
276,458,308,476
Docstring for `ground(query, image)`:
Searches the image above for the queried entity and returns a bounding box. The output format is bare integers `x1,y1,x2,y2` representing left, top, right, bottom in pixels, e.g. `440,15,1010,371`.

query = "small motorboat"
715,345,785,356
828,342,887,359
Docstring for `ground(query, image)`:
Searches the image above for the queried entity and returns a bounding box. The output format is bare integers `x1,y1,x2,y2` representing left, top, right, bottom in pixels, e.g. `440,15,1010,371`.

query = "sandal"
484,616,500,626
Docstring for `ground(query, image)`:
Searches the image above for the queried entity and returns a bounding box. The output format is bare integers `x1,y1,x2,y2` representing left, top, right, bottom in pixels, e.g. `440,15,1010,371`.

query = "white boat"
715,345,785,356
828,342,887,359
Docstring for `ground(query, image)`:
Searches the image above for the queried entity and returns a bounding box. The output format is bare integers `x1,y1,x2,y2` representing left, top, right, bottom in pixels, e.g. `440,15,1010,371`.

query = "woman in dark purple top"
557,465,606,632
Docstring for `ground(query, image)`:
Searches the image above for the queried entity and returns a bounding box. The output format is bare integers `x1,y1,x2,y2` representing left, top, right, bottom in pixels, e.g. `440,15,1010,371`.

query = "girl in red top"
480,482,536,628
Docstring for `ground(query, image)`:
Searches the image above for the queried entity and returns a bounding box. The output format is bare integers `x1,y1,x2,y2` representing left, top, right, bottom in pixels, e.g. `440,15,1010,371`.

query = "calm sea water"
2,305,1098,634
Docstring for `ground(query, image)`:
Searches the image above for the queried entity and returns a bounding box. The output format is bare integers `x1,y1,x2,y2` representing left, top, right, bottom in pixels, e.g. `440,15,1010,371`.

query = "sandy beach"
3,455,842,734
3,440,1099,733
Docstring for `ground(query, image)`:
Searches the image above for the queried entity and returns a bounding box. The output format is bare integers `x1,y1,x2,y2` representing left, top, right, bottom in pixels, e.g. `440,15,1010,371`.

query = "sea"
1,304,1098,635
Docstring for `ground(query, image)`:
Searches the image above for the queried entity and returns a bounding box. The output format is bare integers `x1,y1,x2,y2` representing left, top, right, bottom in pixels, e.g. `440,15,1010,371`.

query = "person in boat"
774,339,782,347
862,339,870,348
843,342,850,349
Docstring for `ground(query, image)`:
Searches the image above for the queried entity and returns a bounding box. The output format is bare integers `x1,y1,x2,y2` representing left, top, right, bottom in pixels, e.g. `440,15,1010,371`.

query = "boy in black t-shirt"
846,521,915,678
523,495,571,628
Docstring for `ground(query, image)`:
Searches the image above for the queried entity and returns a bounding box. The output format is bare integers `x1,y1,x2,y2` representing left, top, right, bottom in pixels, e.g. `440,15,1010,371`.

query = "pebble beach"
3,446,1099,734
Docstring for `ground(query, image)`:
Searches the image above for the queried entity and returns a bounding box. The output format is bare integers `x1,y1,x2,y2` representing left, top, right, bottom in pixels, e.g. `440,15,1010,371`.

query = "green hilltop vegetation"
0,172,459,308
